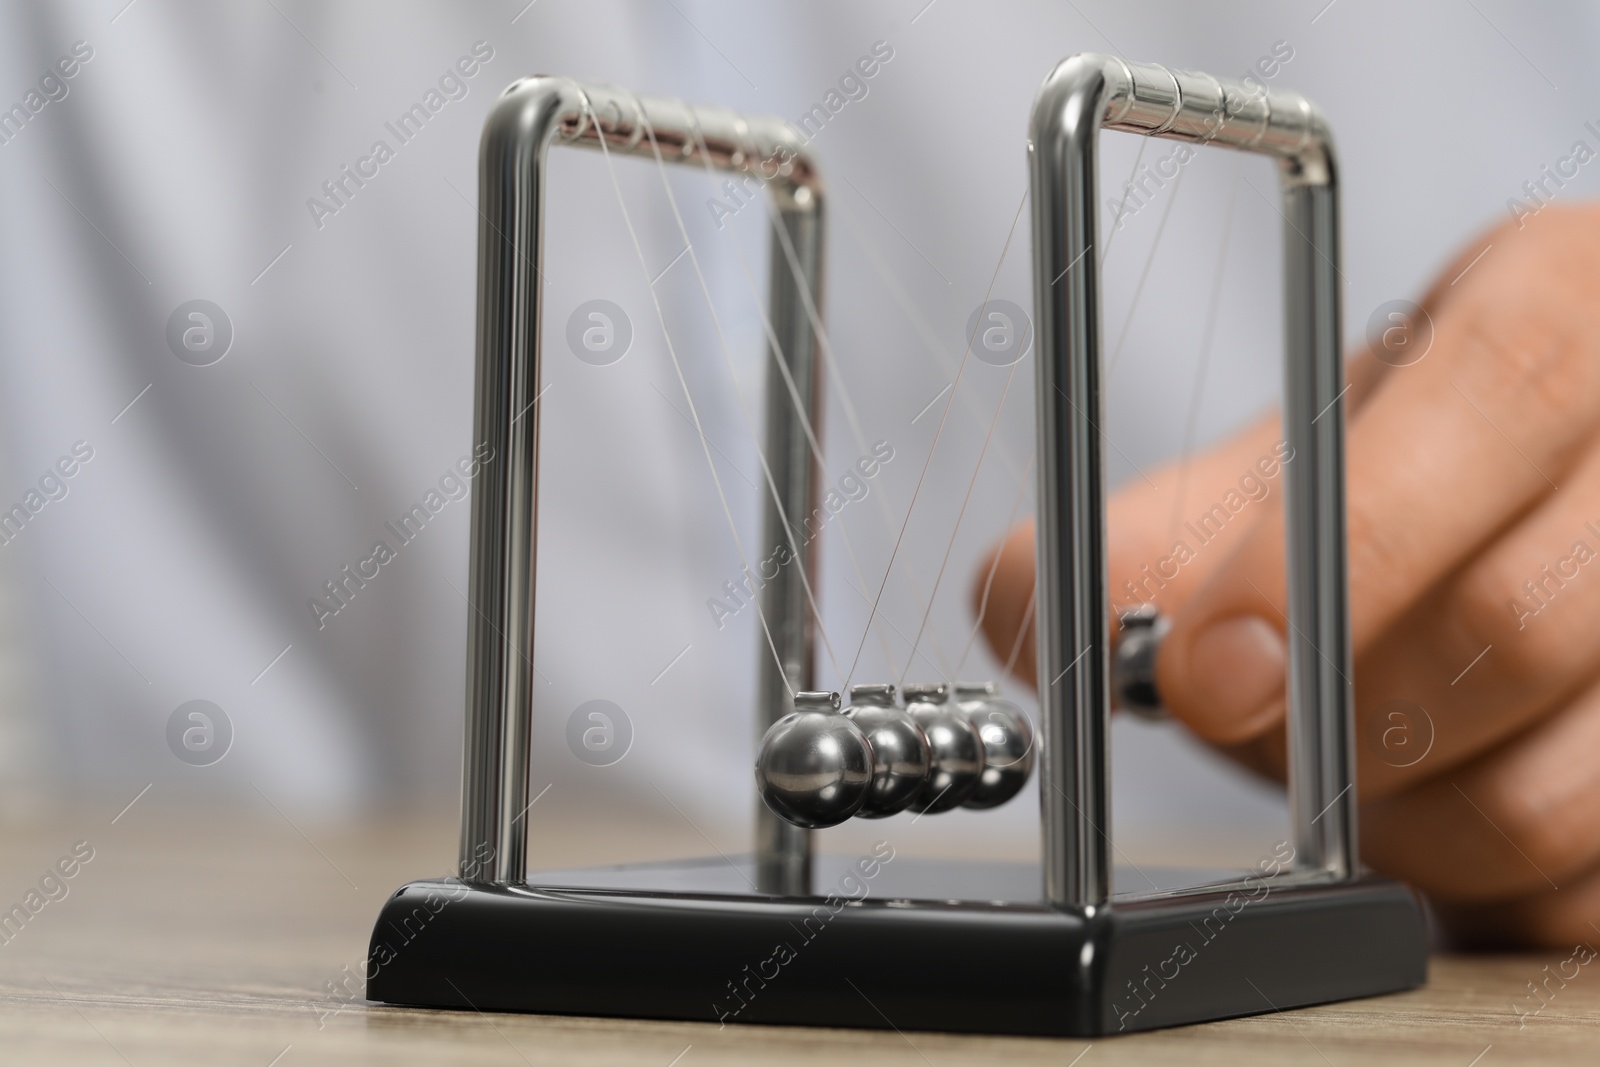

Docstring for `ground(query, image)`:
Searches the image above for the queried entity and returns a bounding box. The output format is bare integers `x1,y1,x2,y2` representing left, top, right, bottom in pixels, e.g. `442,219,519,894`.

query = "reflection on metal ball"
846,683,930,818
755,691,873,829
953,681,1035,809
902,683,984,814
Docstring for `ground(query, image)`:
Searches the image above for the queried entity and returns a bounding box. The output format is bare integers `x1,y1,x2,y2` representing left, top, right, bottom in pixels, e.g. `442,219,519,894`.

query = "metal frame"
1029,54,1354,908
367,60,1423,1036
456,76,825,888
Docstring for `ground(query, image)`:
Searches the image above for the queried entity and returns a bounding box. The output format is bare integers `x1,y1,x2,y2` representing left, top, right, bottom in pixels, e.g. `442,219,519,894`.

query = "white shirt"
0,0,1594,864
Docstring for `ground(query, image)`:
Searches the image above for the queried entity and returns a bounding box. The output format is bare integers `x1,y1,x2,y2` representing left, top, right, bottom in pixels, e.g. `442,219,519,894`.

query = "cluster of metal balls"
754,682,1035,829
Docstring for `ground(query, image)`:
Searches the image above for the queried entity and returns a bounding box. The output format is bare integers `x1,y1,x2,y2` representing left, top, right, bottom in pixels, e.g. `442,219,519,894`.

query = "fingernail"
1184,616,1286,741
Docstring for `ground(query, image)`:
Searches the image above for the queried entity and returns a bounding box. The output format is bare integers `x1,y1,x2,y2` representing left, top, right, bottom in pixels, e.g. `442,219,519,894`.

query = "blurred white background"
0,0,1595,870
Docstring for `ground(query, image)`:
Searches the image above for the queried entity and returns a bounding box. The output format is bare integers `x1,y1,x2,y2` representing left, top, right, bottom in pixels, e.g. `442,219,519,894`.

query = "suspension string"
757,176,961,680
727,238,901,678
1099,136,1148,267
842,185,1031,691
845,569,948,679
898,348,1027,690
822,137,1157,686
840,130,1163,686
835,202,1028,484
688,136,902,681
1105,162,1187,382
955,451,1034,678
1001,585,1038,682
1167,173,1241,543
629,98,847,685
934,137,1152,684
579,89,796,698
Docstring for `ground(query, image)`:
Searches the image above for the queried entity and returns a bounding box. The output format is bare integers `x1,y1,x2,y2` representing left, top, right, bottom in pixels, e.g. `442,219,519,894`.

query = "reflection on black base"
366,856,1426,1037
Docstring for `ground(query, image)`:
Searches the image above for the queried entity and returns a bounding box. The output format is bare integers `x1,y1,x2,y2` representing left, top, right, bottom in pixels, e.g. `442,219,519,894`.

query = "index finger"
1157,205,1600,743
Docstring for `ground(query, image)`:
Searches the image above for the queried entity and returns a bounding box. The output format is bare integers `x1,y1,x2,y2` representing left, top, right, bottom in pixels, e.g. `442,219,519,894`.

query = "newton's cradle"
367,54,1427,1036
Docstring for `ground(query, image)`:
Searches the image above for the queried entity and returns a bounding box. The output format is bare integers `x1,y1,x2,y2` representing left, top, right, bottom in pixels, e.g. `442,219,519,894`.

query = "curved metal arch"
1028,54,1351,908
459,77,826,887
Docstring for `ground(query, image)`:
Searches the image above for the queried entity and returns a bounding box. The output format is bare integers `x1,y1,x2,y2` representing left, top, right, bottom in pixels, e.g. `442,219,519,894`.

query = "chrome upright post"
459,78,825,887
1028,55,1352,908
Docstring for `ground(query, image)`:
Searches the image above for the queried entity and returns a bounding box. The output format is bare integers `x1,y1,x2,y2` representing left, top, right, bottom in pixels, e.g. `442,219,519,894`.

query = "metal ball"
953,682,1035,809
845,684,930,818
755,692,874,829
902,683,984,814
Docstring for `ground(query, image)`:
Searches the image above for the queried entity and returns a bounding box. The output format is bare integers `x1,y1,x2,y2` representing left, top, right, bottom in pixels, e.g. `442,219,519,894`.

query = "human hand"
976,204,1600,947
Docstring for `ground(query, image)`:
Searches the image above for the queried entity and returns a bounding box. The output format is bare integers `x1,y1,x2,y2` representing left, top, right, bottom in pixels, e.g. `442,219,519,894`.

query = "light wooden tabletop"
0,799,1593,1066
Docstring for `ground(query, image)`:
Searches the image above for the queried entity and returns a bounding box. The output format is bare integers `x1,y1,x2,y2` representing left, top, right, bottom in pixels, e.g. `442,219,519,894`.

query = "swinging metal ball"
755,691,874,829
903,683,985,814
846,683,931,818
953,682,1035,809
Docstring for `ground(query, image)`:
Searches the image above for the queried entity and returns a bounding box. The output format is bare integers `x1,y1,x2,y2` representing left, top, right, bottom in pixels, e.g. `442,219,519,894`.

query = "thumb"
1154,501,1292,744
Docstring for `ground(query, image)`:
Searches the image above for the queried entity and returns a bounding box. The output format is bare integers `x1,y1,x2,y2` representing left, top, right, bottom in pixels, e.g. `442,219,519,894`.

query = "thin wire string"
579,90,796,698
1105,162,1187,382
686,138,903,682
835,203,1029,485
943,137,1158,682
1002,586,1037,682
886,134,1203,686
896,367,1017,694
955,451,1034,677
898,318,1030,690
841,185,1031,691
824,133,1148,501
1099,136,1148,267
1168,172,1241,541
572,94,1213,703
757,180,961,680
626,96,847,685
828,200,1048,685
724,239,902,679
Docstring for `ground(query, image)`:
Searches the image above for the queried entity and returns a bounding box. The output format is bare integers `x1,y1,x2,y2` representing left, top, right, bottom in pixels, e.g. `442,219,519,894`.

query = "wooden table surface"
0,798,1594,1066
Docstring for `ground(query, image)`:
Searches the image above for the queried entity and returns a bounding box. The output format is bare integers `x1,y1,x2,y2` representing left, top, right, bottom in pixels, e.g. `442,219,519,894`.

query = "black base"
365,857,1426,1036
